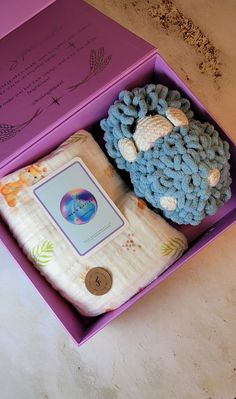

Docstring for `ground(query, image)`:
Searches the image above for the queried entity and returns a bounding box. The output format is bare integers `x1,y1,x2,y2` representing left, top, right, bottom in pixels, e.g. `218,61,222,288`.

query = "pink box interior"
0,0,235,345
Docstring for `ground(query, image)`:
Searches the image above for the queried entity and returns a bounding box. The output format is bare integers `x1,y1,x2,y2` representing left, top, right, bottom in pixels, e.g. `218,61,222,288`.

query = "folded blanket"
0,130,188,316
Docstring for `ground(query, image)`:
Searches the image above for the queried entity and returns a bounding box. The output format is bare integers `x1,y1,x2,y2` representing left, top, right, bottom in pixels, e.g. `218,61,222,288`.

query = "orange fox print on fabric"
0,164,47,207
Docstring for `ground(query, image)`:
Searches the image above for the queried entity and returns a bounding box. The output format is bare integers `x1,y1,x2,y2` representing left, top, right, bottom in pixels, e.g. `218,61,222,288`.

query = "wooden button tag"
85,267,112,296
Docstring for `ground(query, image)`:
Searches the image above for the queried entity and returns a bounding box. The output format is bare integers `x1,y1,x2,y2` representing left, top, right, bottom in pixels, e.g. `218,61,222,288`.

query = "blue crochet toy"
101,84,232,225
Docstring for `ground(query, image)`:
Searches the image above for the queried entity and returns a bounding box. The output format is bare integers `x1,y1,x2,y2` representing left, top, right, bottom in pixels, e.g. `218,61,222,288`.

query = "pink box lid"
0,0,155,172
0,0,55,40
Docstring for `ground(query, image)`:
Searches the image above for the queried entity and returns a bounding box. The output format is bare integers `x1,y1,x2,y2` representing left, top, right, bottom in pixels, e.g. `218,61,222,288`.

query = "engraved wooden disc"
85,267,112,296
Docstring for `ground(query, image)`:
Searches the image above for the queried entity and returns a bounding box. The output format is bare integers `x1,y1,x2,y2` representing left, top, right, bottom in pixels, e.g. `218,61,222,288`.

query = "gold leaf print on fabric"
160,237,186,258
62,132,88,147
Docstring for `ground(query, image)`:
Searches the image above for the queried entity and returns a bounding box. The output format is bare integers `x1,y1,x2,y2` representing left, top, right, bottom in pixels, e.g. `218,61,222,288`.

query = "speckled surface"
87,0,236,133
1,1,236,398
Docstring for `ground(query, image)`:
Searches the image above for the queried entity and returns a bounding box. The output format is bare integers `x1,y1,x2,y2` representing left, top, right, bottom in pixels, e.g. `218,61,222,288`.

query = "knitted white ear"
133,115,173,152
208,168,220,187
165,107,189,127
118,138,137,162
160,196,177,211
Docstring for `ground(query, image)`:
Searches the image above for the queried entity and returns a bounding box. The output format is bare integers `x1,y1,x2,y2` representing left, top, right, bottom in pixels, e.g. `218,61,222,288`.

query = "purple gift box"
0,0,235,345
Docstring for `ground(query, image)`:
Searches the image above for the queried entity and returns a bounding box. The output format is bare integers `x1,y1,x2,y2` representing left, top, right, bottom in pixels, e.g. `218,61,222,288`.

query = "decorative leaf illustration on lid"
0,108,42,142
68,47,112,92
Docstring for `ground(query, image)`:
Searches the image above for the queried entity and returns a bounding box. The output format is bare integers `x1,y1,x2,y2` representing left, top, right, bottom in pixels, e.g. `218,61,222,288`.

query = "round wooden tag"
85,267,112,296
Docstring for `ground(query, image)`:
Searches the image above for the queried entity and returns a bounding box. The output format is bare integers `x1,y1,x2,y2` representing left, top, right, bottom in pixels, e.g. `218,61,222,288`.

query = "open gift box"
0,0,235,345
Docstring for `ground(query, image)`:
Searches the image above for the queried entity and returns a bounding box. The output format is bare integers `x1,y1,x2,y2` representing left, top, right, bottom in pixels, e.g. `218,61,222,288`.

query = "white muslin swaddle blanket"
0,130,187,316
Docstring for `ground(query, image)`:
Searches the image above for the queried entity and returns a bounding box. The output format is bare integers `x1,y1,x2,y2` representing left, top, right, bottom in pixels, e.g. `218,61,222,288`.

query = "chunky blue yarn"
101,84,232,225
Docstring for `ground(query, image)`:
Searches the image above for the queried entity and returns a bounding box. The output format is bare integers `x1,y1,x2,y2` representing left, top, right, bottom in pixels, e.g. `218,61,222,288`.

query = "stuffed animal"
101,84,232,225
0,164,47,207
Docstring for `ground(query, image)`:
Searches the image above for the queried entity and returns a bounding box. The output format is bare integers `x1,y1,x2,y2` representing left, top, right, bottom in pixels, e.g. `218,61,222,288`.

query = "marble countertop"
1,1,236,398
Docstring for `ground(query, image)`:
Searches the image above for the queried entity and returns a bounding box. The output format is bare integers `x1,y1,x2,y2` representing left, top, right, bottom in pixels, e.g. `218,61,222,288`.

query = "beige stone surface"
0,1,236,398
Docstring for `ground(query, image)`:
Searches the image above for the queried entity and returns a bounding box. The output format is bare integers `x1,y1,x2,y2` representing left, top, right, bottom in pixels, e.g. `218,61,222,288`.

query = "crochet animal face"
101,84,232,225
